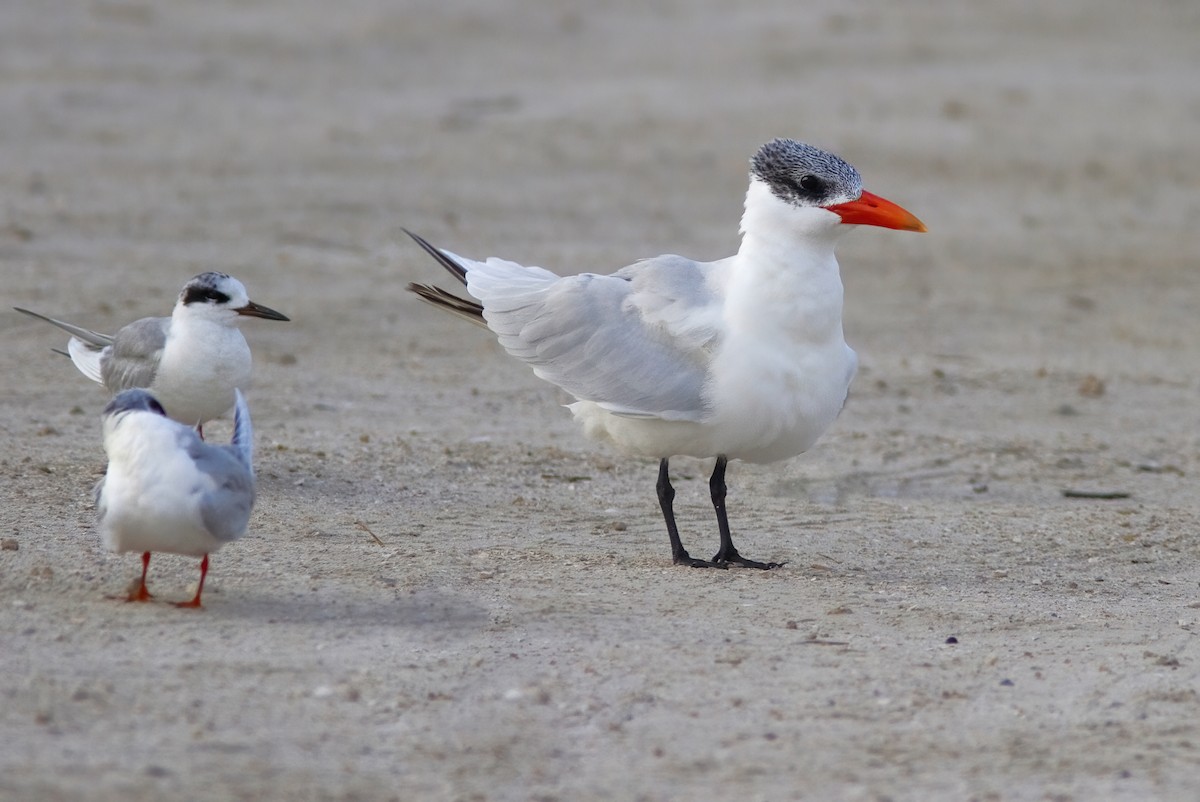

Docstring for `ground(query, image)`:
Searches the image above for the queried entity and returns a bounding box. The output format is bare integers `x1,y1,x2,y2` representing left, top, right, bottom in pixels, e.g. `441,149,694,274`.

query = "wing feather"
12,307,113,346
100,317,169,392
463,253,724,422
13,307,112,384
66,337,106,383
228,389,254,472
183,428,255,543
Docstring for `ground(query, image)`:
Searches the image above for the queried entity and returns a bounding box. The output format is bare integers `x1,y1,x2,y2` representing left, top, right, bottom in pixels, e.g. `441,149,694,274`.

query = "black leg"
709,456,785,569
657,458,724,568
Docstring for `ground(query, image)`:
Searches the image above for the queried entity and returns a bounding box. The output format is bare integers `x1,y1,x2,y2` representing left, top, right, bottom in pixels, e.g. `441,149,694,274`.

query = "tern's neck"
171,305,237,335
728,182,847,342
103,412,183,466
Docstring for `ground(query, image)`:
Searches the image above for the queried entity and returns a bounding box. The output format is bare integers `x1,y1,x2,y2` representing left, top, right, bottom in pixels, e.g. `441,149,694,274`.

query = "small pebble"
1078,375,1105,398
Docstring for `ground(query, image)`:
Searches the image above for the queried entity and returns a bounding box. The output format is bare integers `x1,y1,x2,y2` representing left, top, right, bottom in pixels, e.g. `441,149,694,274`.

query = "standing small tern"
95,387,256,607
15,272,288,431
407,138,926,569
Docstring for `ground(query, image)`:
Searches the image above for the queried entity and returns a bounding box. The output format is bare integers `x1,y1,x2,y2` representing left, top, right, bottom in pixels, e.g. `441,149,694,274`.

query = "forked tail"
404,229,487,327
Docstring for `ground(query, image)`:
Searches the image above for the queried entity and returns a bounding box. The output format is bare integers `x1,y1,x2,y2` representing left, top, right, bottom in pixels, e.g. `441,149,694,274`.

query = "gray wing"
101,317,169,392
182,431,256,543
465,253,725,422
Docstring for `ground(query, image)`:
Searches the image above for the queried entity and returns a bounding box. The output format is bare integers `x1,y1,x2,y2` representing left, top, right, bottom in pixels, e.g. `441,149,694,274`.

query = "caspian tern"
407,138,925,569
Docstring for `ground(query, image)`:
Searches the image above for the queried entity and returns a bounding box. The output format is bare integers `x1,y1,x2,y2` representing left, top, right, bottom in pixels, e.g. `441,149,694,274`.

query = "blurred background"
4,0,1198,386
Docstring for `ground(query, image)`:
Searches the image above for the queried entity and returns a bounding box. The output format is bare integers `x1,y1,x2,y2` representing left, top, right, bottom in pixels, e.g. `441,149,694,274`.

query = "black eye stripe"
182,286,232,306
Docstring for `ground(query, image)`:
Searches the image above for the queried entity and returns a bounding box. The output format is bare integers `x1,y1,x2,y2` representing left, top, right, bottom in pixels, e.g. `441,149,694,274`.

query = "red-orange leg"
125,552,154,602
174,554,209,609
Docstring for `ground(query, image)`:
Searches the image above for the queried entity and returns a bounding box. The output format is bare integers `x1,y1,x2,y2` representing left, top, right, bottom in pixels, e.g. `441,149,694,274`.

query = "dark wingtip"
13,306,43,321
404,229,468,286
406,282,487,325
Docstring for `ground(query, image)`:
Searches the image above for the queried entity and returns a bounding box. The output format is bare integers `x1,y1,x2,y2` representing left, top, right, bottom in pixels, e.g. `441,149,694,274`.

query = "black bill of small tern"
406,138,925,569
14,272,288,431
95,387,255,607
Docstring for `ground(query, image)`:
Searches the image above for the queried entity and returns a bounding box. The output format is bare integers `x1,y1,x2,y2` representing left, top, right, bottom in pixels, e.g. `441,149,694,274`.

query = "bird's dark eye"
147,398,167,416
798,175,822,193
780,174,826,200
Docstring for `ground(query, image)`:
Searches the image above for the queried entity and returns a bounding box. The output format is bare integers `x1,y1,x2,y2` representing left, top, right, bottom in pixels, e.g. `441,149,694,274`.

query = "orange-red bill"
825,190,927,232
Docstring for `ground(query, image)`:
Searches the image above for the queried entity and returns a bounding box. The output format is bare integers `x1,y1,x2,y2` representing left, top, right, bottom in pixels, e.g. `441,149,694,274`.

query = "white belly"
151,329,252,425
570,341,856,465
97,459,224,557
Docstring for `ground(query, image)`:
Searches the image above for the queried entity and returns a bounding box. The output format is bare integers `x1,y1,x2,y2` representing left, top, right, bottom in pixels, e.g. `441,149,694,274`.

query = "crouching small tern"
95,387,256,607
406,138,925,569
15,272,288,432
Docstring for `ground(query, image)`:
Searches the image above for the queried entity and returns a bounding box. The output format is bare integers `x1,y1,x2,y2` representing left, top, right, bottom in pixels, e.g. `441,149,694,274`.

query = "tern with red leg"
95,387,255,606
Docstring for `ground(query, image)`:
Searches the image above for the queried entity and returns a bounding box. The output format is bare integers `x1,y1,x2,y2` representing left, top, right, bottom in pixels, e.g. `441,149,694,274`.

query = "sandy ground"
3,1,1200,800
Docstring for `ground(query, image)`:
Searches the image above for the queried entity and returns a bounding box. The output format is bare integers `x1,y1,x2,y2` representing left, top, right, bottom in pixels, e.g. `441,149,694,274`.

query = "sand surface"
3,1,1200,800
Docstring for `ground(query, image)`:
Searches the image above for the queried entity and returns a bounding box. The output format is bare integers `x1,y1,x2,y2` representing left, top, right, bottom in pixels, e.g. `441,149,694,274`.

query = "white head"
173,272,290,325
743,138,926,240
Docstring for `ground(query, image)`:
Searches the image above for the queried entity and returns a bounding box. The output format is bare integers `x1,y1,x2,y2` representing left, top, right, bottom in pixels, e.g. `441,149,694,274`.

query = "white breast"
98,417,224,556
151,319,251,425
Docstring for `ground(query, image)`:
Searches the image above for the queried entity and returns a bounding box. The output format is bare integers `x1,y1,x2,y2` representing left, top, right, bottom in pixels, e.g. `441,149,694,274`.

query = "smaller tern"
95,387,256,607
15,272,288,432
407,138,926,569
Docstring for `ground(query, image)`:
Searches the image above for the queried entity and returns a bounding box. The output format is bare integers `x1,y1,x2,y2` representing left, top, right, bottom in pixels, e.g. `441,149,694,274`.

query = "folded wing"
465,253,724,422
101,317,169,392
184,426,256,544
